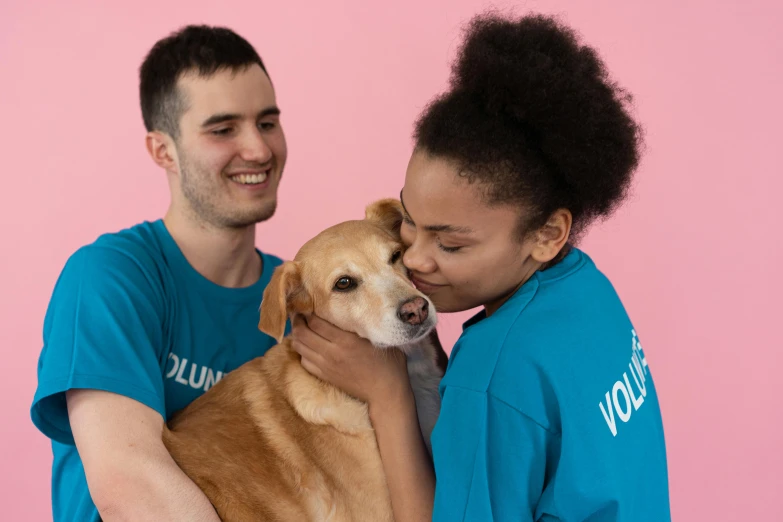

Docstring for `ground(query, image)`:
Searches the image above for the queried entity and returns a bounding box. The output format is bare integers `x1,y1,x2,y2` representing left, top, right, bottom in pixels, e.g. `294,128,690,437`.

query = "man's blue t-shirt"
30,220,285,522
431,247,671,521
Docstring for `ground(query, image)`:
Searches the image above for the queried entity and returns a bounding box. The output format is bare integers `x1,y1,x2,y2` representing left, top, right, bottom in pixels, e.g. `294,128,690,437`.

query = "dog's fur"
162,199,445,521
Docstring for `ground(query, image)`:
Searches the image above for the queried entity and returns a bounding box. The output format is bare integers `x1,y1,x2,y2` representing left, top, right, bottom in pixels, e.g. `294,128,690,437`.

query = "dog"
162,198,446,522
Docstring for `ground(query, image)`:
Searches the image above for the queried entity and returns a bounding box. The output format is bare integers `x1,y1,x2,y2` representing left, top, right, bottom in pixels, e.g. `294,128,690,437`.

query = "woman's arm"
369,377,435,522
291,315,434,522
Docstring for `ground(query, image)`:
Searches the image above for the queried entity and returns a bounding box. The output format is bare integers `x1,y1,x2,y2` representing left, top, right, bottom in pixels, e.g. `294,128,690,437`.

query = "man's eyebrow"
201,113,239,127
201,107,281,128
258,107,281,118
399,190,474,234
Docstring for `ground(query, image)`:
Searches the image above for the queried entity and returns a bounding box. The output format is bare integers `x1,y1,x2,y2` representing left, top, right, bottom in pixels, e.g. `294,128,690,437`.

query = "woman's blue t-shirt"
431,247,671,521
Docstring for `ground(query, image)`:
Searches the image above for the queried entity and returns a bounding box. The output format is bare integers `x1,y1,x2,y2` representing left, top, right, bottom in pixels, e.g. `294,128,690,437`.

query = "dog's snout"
398,297,429,325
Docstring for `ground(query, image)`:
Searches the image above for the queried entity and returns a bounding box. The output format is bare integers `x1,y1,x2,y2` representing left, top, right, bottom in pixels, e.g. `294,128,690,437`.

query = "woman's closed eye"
437,240,463,253
402,210,465,252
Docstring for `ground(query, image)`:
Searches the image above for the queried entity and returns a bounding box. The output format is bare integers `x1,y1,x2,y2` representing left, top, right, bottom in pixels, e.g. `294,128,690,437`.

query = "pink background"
1,0,780,519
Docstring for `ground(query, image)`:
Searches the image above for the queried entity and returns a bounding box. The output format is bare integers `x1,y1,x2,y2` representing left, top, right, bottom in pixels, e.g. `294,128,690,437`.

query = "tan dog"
162,199,446,522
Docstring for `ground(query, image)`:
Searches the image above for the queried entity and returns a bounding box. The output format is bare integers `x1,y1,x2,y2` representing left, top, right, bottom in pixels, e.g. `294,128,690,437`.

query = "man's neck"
163,210,262,288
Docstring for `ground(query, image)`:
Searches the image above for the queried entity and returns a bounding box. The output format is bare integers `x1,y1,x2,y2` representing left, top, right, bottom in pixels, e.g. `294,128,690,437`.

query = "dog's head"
258,198,436,349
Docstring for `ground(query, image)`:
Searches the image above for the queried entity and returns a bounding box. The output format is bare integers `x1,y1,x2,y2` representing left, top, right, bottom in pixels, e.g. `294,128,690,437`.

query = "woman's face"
400,150,543,315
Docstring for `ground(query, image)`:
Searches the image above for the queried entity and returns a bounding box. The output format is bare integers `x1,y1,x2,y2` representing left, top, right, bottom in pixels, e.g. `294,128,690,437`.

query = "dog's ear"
365,198,404,240
258,261,312,343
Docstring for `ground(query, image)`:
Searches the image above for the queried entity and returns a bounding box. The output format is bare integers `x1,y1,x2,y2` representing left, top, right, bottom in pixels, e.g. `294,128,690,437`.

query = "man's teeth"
232,172,268,185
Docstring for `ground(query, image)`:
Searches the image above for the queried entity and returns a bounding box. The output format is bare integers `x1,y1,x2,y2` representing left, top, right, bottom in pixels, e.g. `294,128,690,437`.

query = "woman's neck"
483,243,572,317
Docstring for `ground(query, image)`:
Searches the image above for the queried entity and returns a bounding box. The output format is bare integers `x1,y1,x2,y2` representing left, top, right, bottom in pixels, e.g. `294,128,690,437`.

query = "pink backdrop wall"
1,0,780,519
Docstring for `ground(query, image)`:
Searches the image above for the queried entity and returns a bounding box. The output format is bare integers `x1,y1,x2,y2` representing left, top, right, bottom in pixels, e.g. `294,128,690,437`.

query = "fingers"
290,314,340,378
291,335,325,365
291,314,313,334
299,356,322,379
305,315,344,341
292,314,331,347
292,337,330,380
292,314,357,348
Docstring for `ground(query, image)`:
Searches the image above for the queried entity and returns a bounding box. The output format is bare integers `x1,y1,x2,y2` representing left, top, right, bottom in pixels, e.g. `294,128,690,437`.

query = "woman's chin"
429,297,473,315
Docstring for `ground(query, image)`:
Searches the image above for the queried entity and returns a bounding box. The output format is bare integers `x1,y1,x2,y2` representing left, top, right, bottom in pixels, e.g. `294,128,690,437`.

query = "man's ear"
145,130,178,172
258,261,311,343
365,198,404,240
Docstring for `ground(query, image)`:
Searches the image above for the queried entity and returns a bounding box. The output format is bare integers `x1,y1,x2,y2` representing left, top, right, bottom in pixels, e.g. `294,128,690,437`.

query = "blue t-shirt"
30,219,286,522
431,247,671,521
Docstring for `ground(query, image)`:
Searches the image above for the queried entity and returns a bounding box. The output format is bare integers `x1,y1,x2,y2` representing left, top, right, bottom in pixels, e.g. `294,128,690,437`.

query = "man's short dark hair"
139,25,268,139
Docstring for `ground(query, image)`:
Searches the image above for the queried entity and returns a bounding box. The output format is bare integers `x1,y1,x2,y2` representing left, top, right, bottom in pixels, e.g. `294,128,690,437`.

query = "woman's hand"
291,314,435,522
290,315,412,408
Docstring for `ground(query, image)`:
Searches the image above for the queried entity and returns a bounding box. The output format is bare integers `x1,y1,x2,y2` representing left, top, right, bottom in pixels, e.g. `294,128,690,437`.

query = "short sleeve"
431,387,556,522
30,245,167,445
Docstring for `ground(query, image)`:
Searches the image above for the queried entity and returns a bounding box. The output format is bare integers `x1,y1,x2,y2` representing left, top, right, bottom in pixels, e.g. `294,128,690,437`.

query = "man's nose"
240,130,273,164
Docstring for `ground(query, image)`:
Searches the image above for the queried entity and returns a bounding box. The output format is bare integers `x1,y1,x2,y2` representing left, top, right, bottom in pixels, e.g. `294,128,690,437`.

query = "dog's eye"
390,250,402,264
333,276,357,291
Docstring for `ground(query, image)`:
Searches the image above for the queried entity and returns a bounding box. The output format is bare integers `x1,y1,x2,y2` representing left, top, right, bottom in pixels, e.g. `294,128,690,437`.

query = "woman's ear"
531,209,572,263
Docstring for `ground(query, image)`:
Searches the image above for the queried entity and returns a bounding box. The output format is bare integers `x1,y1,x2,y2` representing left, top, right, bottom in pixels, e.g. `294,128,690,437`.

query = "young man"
30,25,288,521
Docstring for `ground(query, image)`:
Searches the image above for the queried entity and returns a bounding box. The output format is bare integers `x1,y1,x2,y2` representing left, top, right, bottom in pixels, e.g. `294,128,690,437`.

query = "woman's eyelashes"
437,242,463,253
402,212,463,253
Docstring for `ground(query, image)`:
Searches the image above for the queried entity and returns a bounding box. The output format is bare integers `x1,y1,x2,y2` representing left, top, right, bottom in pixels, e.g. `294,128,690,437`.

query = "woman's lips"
410,274,447,293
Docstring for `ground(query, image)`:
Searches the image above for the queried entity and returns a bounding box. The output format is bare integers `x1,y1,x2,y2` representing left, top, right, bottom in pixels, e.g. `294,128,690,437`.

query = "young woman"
291,12,670,522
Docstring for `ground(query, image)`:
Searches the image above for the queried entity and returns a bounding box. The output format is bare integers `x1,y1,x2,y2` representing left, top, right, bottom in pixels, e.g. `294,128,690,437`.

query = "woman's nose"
403,242,436,274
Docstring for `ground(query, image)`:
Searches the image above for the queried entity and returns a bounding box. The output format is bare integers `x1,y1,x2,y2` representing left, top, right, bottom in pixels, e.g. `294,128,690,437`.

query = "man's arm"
67,389,221,522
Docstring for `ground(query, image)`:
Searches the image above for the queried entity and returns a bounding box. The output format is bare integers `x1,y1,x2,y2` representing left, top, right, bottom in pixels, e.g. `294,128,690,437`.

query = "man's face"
171,64,287,228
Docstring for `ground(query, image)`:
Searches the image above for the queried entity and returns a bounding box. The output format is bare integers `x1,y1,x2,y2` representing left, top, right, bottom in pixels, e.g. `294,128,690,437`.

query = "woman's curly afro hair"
413,12,643,242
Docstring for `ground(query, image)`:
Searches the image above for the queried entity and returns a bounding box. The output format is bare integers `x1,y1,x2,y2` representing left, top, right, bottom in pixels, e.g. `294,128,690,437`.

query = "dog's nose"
398,297,429,325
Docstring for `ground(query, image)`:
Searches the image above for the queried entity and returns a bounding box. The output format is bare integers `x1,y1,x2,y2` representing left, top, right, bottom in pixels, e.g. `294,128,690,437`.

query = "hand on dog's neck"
281,332,438,437
283,340,374,435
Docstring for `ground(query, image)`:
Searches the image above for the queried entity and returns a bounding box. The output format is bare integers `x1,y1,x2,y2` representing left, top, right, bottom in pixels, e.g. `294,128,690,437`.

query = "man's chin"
226,202,277,228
